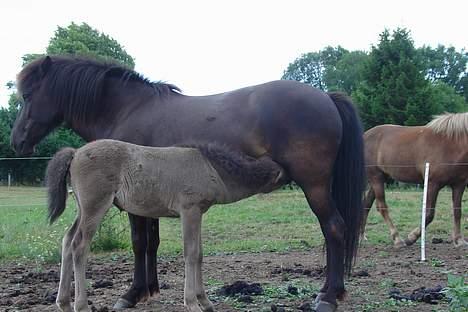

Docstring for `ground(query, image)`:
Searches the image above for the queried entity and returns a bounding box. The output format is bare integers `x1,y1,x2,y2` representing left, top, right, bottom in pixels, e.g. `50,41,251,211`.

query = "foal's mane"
425,112,468,140
179,143,282,188
17,55,181,123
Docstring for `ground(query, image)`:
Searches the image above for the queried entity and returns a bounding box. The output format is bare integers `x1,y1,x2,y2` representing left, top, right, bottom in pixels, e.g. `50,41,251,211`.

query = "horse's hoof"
314,300,337,312
314,292,326,304
393,239,407,249
453,238,468,248
113,298,136,310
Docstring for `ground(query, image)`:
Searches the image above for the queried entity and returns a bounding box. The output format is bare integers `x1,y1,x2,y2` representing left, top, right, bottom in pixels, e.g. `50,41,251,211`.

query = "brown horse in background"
362,113,468,248
11,55,365,312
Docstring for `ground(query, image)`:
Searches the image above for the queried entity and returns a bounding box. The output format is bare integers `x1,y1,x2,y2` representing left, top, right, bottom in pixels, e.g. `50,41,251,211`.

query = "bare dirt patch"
0,243,465,311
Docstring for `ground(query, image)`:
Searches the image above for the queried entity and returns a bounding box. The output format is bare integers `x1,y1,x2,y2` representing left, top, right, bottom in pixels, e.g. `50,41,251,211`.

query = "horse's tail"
328,92,366,276
45,147,76,224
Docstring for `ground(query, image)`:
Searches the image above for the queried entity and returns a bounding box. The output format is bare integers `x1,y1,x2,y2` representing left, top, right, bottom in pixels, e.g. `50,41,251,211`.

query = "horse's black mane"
17,55,181,123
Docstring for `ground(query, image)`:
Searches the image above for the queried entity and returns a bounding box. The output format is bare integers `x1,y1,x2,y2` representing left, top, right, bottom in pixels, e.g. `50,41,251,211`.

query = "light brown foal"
46,139,286,312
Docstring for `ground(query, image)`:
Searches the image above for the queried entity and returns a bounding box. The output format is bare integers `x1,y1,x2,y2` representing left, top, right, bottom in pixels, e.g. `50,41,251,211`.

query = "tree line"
0,24,466,184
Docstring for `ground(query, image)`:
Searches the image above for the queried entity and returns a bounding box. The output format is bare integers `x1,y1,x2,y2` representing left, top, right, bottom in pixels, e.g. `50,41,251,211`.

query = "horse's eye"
22,92,31,101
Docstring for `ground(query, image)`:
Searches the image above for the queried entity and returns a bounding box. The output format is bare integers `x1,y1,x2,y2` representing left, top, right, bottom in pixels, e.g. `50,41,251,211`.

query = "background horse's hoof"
393,238,407,249
314,300,337,312
113,298,135,309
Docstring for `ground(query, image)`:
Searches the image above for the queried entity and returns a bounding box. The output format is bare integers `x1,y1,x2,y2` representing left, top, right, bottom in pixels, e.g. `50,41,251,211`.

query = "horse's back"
365,124,468,184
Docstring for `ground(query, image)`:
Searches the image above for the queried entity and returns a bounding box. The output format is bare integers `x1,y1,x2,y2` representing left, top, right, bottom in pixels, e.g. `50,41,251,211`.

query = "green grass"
0,186,466,263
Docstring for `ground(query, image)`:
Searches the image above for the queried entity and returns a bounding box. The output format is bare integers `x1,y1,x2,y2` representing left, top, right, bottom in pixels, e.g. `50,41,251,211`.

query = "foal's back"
70,140,224,218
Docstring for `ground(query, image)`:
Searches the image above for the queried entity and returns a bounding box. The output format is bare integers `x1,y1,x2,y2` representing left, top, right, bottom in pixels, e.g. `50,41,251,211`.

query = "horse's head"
11,56,63,156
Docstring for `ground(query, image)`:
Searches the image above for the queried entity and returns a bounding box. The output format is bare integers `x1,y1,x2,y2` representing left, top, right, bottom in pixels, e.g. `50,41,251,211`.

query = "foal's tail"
45,147,76,224
328,92,366,276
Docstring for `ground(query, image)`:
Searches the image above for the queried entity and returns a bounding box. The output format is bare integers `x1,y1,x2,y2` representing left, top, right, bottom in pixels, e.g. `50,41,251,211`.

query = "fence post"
8,172,11,190
420,162,430,262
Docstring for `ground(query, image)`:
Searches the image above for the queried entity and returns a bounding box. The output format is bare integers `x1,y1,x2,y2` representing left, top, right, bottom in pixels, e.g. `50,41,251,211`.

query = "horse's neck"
69,84,163,142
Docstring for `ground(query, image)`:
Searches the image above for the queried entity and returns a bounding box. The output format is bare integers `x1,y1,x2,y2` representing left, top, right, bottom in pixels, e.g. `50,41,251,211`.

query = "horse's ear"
40,56,52,76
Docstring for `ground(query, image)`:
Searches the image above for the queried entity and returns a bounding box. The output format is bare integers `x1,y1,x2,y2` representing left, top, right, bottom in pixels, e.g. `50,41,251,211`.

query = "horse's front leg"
114,214,151,309
451,184,468,247
181,207,204,312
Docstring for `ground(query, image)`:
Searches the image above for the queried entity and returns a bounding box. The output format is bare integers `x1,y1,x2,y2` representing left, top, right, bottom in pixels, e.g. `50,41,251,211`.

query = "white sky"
0,0,467,107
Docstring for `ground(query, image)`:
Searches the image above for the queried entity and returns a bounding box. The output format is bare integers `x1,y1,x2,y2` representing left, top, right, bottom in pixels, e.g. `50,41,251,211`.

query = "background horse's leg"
181,207,204,312
361,187,376,240
115,214,150,309
451,184,467,247
56,218,79,312
406,183,441,245
146,218,161,297
370,177,405,247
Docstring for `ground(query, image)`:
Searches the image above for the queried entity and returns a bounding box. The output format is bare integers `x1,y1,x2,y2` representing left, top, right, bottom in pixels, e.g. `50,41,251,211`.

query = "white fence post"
420,162,430,262
8,172,11,190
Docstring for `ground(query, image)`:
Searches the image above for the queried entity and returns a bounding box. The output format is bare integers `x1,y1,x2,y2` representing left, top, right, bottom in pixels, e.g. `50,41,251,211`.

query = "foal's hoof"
314,292,326,304
113,298,135,310
453,238,468,248
314,300,337,312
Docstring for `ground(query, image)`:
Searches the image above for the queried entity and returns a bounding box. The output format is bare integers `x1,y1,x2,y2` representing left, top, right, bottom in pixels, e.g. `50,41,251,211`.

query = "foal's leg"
114,214,150,309
72,199,112,312
406,183,441,246
194,221,214,312
181,207,204,312
56,218,79,312
451,184,467,247
371,178,405,248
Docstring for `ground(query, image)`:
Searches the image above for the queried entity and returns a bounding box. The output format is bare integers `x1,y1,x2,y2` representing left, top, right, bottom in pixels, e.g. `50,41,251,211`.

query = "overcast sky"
0,0,467,107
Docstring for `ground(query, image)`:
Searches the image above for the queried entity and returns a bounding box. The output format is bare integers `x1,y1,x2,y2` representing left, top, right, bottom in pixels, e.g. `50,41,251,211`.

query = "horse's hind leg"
406,183,441,246
56,217,79,312
450,184,467,247
370,177,405,248
72,196,113,312
181,207,205,312
301,181,343,311
360,187,376,241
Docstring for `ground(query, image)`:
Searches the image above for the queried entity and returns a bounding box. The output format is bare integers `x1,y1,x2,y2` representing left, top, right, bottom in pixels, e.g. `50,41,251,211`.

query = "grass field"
0,186,465,263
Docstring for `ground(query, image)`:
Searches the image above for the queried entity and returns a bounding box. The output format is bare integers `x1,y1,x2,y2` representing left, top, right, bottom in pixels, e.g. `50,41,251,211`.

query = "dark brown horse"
362,113,468,248
11,55,365,312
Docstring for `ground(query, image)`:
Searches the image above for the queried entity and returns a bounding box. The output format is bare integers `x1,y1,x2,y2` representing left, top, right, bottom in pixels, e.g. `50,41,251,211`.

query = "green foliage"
354,28,437,128
442,274,468,312
419,45,468,101
282,46,368,94
47,22,135,68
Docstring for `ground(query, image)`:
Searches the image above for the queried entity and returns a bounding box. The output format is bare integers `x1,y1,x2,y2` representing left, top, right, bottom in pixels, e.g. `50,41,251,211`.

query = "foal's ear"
40,56,52,76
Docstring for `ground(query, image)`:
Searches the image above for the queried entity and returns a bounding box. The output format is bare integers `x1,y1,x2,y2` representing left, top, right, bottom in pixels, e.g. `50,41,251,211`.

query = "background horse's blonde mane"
426,112,468,140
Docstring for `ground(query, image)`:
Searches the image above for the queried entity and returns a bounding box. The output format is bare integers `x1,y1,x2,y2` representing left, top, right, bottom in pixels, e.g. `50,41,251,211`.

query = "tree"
47,22,135,68
282,51,326,90
419,45,468,101
353,28,436,128
282,46,368,94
